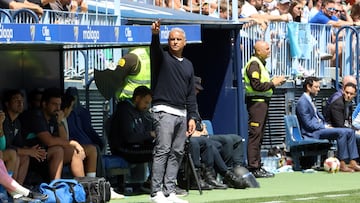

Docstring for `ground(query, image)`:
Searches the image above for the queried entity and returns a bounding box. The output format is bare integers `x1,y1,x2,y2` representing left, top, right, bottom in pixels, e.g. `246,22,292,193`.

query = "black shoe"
223,170,248,189
191,177,214,190
140,178,151,193
28,191,48,201
203,168,228,189
252,168,275,178
192,169,213,190
175,186,188,197
260,168,275,177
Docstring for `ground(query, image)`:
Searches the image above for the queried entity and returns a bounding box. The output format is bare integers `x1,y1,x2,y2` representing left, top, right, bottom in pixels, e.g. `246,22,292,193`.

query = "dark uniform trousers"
246,98,270,170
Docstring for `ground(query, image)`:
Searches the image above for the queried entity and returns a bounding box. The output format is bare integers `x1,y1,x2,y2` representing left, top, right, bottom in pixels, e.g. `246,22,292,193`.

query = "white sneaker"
150,191,171,203
110,187,125,200
167,193,189,203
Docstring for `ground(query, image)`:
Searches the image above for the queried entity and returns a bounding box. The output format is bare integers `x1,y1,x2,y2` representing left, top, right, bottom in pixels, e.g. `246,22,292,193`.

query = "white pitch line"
323,194,350,198
293,197,319,201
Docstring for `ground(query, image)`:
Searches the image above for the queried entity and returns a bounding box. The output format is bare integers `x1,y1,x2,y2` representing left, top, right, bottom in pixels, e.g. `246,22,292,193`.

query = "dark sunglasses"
326,7,336,12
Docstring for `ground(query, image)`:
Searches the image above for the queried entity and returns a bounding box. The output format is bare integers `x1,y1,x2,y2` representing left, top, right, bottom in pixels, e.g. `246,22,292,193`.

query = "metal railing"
62,22,360,83
240,22,336,80
1,8,118,25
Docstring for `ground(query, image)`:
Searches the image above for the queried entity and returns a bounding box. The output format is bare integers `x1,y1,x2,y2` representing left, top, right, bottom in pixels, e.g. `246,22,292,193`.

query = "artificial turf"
110,171,360,203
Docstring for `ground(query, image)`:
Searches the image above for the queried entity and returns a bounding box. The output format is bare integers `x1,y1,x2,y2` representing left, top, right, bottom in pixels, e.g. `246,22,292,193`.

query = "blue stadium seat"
12,9,39,23
202,120,214,135
0,9,12,23
284,115,333,171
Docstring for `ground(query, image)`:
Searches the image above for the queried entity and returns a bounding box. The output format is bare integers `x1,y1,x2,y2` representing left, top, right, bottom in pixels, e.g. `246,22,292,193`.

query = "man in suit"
325,82,357,128
324,75,357,113
296,76,360,172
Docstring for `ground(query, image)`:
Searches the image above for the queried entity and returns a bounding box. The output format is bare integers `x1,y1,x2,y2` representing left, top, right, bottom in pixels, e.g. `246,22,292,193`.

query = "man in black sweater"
150,21,198,203
109,86,154,163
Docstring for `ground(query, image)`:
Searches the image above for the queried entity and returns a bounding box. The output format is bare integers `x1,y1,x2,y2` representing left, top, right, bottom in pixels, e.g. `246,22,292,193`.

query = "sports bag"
39,179,86,203
75,177,111,203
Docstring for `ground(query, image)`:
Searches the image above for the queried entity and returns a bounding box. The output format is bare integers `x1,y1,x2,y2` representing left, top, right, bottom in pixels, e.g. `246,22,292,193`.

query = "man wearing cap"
243,41,286,178
241,0,290,22
94,48,150,101
194,77,246,169
269,0,291,18
191,77,250,189
116,47,151,101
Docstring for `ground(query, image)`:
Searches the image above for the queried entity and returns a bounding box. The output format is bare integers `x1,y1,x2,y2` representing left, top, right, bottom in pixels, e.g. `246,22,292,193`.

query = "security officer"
242,41,285,178
117,47,151,100
94,47,151,100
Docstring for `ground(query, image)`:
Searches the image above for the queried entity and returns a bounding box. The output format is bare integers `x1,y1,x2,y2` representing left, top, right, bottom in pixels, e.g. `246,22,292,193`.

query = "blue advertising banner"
0,23,201,44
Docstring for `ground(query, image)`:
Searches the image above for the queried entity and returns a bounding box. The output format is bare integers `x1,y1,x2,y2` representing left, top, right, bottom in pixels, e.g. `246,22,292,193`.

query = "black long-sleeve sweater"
109,100,154,150
150,34,198,120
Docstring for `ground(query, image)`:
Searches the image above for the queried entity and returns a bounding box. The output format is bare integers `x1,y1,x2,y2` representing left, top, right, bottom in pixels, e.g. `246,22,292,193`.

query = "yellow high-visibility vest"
242,56,273,98
118,47,151,100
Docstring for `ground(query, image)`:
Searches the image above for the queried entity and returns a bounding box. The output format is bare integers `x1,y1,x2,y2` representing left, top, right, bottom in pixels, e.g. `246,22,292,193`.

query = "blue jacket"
296,93,326,138
352,104,360,129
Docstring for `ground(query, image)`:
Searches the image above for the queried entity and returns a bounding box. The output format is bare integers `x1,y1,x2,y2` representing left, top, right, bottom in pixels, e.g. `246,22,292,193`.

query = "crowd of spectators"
152,0,360,25
0,0,87,17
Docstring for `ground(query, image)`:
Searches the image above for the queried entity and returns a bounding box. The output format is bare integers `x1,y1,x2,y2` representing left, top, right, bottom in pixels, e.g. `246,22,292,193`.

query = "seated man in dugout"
19,87,85,181
61,93,97,178
65,87,105,177
109,85,154,164
108,86,155,190
1,89,47,185
296,77,360,172
0,109,18,181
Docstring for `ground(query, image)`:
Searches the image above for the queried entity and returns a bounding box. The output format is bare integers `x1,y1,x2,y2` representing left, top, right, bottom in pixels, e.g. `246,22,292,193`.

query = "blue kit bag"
39,179,86,203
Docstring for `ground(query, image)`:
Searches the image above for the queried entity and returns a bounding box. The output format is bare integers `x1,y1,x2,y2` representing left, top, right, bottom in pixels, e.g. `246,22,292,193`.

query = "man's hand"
74,144,86,160
186,119,196,137
0,111,5,124
56,110,65,124
150,131,156,138
29,145,47,162
272,76,286,87
151,20,161,35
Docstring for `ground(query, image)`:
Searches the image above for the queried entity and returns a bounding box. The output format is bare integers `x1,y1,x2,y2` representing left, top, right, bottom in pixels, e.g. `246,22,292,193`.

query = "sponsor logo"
83,27,100,42
0,25,13,41
42,26,51,41
125,27,133,41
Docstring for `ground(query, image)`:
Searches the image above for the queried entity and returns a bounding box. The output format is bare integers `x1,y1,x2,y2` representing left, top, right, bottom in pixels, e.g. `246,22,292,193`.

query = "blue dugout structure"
0,2,247,143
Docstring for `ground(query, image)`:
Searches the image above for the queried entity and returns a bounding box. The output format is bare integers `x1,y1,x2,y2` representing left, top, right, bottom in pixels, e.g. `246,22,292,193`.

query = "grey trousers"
151,112,187,195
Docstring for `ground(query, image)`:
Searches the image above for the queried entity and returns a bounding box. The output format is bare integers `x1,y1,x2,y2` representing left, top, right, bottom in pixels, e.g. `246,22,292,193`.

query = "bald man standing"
242,41,286,178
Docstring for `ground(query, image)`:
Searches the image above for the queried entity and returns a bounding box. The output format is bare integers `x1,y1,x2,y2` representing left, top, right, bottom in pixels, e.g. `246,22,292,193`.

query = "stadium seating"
0,9,11,23
202,120,214,135
284,115,333,171
11,9,39,23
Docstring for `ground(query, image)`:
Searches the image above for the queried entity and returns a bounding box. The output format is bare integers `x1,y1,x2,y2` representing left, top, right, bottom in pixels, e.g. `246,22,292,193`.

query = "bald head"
254,41,270,60
343,75,357,86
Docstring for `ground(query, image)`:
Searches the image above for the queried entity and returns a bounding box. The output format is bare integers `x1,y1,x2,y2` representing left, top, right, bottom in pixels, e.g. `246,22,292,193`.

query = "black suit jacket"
325,96,352,128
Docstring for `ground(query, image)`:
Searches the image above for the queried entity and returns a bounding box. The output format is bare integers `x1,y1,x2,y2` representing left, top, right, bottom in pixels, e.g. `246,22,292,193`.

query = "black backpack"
75,177,111,203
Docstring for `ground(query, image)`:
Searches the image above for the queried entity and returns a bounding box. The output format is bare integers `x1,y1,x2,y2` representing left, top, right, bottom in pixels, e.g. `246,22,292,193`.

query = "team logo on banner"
114,27,119,42
30,25,35,41
74,26,79,42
